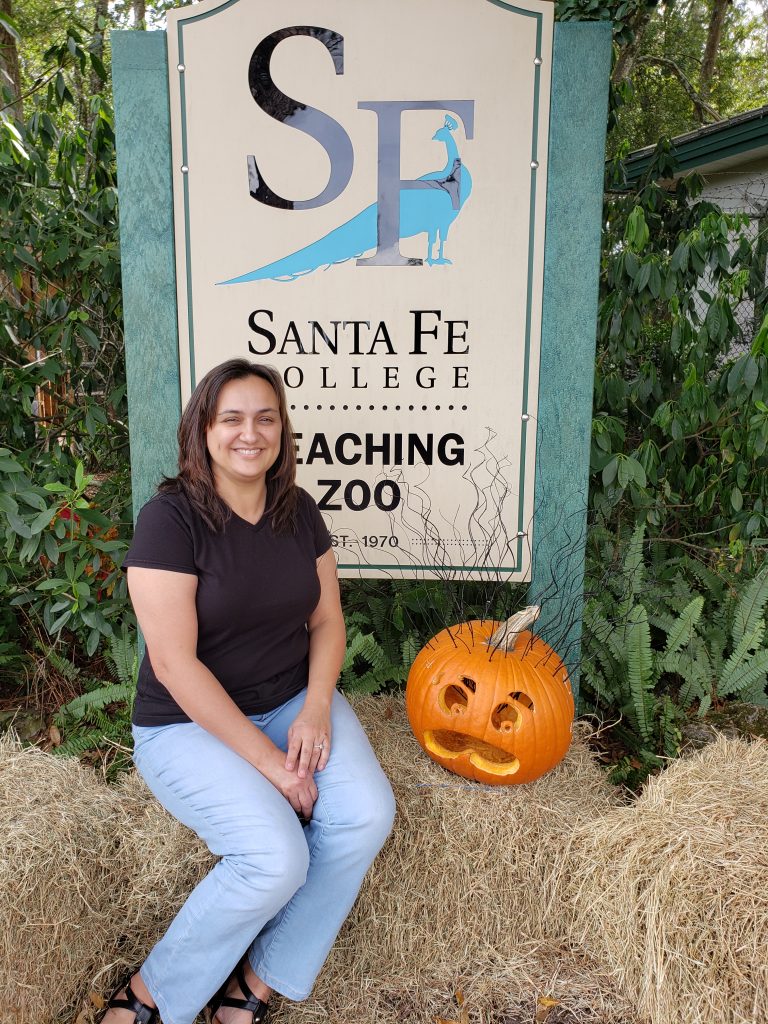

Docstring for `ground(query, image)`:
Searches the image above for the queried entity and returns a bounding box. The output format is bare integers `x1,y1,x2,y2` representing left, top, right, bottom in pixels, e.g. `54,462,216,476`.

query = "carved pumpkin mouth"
423,730,520,777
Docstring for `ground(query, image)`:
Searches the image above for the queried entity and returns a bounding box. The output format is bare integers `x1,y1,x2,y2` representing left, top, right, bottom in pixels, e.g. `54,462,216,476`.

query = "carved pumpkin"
405,607,574,785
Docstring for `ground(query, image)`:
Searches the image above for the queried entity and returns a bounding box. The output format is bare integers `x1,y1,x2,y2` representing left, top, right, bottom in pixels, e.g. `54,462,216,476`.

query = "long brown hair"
159,359,298,533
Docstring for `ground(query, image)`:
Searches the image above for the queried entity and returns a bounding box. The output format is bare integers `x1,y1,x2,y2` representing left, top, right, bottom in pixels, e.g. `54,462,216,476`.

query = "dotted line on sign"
417,537,527,545
289,404,469,412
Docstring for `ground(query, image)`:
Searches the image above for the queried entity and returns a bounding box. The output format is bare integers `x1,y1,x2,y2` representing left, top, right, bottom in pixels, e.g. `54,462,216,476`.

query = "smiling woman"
99,360,395,1024
205,376,283,506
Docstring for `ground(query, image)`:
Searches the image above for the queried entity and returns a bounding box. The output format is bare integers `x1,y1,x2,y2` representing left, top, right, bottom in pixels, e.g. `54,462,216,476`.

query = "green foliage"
339,582,434,694
583,524,682,776
583,523,768,785
592,148,768,548
608,2,768,153
0,11,133,667
339,627,409,695
555,0,650,46
556,1,768,152
1,451,132,656
53,624,137,773
339,579,521,695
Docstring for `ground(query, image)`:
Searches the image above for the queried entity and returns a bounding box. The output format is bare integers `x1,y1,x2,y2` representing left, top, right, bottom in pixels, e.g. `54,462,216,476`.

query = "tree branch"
635,55,721,123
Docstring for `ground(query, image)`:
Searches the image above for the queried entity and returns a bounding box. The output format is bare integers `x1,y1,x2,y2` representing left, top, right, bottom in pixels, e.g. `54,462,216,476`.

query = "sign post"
113,5,611,689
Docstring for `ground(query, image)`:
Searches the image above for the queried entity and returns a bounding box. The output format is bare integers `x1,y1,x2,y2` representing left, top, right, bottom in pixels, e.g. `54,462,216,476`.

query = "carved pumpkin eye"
492,692,534,731
440,685,467,714
491,702,519,730
510,691,534,710
439,677,477,715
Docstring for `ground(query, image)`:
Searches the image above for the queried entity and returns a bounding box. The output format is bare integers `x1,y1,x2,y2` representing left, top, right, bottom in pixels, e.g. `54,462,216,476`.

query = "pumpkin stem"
487,605,541,651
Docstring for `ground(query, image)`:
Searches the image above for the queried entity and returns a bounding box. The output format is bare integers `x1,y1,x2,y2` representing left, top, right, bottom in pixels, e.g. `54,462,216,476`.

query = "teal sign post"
112,8,611,693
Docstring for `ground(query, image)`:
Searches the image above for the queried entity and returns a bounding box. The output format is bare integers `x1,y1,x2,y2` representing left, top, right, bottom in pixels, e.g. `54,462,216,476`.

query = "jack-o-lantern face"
406,618,574,785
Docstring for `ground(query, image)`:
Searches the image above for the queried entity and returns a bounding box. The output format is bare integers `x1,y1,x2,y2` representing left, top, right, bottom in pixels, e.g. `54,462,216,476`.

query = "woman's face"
205,376,282,490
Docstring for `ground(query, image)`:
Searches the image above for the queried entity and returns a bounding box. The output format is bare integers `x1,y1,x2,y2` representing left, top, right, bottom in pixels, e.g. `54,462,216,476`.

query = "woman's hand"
286,549,344,780
285,703,332,778
263,751,319,818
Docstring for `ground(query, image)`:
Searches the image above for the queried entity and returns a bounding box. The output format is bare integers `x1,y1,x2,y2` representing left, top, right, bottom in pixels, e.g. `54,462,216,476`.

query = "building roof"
623,104,768,182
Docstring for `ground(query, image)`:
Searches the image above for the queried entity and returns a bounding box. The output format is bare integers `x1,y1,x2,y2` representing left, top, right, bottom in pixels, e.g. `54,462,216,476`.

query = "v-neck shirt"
124,487,332,726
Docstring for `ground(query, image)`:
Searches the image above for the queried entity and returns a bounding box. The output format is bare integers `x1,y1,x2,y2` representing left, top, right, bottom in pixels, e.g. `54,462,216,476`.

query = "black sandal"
207,957,269,1023
105,979,159,1023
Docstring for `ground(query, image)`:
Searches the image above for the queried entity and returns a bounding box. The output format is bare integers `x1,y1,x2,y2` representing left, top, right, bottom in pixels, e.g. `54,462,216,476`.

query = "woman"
104,359,395,1024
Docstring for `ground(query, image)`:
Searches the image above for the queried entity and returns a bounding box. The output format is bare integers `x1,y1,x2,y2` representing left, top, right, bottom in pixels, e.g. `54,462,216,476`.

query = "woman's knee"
224,837,310,906
349,775,396,850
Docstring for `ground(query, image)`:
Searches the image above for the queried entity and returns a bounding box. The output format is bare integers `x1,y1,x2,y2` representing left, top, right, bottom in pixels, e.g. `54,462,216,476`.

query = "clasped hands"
270,703,331,819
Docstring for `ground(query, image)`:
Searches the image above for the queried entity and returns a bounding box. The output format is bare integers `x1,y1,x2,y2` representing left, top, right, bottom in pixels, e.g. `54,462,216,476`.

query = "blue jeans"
132,689,395,1024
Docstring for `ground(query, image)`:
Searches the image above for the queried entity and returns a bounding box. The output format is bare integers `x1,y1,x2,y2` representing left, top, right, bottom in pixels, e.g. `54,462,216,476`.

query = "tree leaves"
0,20,133,659
594,149,766,540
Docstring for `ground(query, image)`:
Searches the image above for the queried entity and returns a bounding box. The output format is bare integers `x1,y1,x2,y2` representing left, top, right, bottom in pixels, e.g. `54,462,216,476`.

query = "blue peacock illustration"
218,115,472,285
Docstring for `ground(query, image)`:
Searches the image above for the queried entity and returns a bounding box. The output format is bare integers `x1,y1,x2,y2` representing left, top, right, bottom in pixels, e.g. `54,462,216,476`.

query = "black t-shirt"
124,487,332,726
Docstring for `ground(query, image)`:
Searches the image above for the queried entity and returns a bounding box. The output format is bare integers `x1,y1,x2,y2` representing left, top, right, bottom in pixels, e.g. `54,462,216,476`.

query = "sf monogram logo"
220,26,475,285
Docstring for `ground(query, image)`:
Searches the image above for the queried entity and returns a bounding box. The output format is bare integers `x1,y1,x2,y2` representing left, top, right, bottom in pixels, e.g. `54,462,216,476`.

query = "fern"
626,604,654,741
580,657,602,701
593,646,623,703
588,603,628,664
732,567,768,646
623,523,647,601
671,657,711,712
718,649,768,699
648,610,680,636
706,625,728,679
685,559,730,604
718,624,765,694
659,595,704,670
665,573,700,613
55,729,108,758
584,526,768,784
106,625,139,688
340,628,405,694
52,627,138,771
56,682,133,724
39,643,81,682
657,695,680,758
342,630,383,673
400,634,421,667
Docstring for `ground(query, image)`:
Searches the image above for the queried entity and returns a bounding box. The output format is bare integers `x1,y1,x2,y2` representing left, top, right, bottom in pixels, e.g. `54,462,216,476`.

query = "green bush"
52,624,138,775
592,156,768,546
1,453,132,657
582,523,768,785
0,26,132,673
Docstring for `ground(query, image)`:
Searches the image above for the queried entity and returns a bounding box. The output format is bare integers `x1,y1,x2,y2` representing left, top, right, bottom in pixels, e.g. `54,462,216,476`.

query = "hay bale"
2,698,632,1024
0,733,124,1023
0,734,212,1024
561,735,768,1024
278,696,631,1024
112,771,213,969
8,697,766,1024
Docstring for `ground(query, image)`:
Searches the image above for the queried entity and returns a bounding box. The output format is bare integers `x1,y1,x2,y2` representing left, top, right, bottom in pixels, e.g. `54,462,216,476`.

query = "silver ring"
314,742,325,749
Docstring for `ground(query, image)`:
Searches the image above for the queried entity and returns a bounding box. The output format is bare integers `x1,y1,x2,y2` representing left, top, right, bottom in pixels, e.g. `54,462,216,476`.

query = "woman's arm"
127,566,318,817
284,548,346,779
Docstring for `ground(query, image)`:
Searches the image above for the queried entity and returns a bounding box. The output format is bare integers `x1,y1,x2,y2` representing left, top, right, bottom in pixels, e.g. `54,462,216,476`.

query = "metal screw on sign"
177,64,185,72
521,413,530,421
530,160,539,169
181,165,189,174
534,56,543,66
